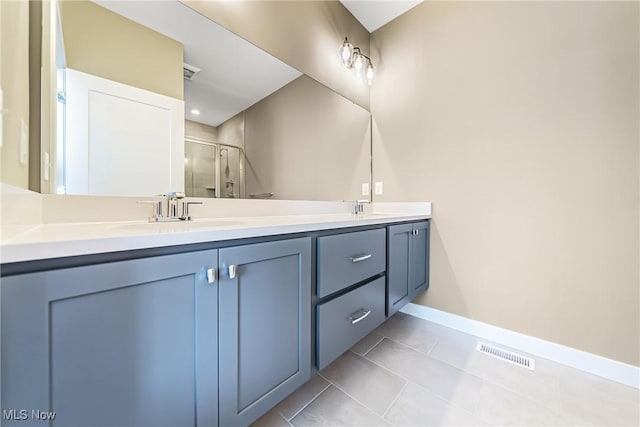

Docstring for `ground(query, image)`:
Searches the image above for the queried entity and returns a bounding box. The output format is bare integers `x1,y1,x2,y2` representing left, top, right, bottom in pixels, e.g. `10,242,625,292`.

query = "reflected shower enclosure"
184,138,244,198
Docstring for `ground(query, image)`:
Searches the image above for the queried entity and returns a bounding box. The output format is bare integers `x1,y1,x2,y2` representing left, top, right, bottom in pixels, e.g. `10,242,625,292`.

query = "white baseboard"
400,303,640,389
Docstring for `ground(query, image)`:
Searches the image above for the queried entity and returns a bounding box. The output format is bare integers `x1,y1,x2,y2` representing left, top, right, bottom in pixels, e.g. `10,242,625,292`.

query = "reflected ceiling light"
190,109,200,115
366,63,374,86
340,37,354,67
354,53,364,71
340,37,374,85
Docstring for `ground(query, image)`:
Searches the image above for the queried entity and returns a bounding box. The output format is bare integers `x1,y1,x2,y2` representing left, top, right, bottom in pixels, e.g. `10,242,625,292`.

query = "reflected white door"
64,69,184,196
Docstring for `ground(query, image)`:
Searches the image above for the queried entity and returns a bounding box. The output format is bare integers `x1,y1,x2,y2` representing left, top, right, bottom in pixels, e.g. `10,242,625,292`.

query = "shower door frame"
185,136,245,199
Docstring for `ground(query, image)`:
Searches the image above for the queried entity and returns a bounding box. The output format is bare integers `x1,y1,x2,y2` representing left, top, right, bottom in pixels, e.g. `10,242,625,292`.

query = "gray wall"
244,75,370,201
371,1,639,366
59,0,183,99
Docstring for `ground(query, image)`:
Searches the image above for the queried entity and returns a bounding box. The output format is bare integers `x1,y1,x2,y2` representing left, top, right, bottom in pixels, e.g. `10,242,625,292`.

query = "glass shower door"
219,145,243,198
185,139,217,198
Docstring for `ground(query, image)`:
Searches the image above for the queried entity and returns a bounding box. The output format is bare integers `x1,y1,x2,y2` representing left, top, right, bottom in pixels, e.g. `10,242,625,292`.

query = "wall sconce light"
340,37,374,85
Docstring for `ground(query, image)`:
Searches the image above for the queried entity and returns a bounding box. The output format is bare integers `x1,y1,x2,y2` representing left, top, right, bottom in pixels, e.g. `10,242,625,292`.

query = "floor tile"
274,374,330,421
261,314,639,427
475,381,581,426
366,338,483,412
384,381,488,426
427,325,491,377
290,385,389,427
374,312,446,355
351,331,384,356
484,361,562,411
251,409,291,427
551,362,640,426
320,351,406,416
430,327,564,410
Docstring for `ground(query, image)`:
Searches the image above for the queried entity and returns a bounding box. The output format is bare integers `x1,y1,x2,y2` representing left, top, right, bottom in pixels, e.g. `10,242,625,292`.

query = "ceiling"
340,0,423,33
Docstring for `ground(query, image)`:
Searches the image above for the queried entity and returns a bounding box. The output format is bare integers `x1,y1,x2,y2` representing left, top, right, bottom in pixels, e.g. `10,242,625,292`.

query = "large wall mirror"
46,0,371,201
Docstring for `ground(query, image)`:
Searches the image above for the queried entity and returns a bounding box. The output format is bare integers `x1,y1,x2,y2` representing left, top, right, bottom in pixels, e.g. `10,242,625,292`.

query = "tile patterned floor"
253,312,640,427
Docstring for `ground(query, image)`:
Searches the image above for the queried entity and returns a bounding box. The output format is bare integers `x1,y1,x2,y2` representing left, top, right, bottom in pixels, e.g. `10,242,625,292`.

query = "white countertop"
0,212,430,264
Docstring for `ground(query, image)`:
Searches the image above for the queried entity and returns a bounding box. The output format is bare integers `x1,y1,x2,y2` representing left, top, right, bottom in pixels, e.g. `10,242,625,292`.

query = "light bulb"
340,38,353,67
190,109,200,115
354,54,363,71
366,63,374,85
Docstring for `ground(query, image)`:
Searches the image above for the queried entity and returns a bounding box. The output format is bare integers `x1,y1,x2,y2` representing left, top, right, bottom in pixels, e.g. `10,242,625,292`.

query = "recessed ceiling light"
191,109,200,115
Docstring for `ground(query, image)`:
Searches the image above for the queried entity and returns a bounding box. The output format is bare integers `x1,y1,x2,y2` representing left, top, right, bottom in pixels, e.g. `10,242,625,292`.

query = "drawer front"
317,277,386,370
317,228,386,298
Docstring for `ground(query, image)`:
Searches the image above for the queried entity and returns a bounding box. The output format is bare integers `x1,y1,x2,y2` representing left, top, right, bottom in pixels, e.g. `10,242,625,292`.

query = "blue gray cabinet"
1,250,219,427
317,229,386,298
387,221,430,316
317,277,386,370
410,221,430,297
218,237,311,427
2,220,426,426
315,229,387,370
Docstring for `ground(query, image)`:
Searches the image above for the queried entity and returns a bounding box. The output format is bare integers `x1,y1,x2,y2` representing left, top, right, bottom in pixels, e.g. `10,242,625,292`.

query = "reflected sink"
115,220,245,231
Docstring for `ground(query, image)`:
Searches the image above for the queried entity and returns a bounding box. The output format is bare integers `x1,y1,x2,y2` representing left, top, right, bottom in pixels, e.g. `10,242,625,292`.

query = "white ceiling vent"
183,63,201,80
477,342,535,371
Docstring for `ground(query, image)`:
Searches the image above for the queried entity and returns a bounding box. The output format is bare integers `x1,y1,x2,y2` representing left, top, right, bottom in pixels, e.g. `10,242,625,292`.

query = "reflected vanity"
50,0,372,201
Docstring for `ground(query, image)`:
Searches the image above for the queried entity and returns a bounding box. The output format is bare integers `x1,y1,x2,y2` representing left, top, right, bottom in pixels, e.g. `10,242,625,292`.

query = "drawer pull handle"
350,254,372,263
349,309,372,325
206,268,216,283
228,265,237,279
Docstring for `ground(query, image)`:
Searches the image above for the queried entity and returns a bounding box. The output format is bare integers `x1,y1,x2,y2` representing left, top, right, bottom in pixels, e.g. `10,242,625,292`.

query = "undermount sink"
115,220,245,231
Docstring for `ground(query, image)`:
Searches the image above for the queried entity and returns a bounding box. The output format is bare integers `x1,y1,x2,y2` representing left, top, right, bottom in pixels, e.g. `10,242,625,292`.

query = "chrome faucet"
353,199,369,215
138,192,202,222
166,192,184,218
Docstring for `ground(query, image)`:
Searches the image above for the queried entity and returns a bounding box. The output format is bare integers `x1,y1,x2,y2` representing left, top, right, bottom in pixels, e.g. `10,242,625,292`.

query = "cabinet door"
1,250,218,427
410,221,430,298
387,223,413,316
218,238,311,427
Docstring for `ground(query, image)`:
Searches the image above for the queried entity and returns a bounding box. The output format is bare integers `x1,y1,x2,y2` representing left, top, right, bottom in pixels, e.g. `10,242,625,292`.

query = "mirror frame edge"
40,0,57,195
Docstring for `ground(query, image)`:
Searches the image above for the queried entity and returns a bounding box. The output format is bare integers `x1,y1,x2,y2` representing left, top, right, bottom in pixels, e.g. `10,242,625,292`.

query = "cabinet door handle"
350,254,372,263
349,309,372,325
228,265,237,279
206,268,216,283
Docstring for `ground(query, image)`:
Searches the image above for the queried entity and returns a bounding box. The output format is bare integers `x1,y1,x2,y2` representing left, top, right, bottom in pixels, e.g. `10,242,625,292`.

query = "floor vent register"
476,342,536,371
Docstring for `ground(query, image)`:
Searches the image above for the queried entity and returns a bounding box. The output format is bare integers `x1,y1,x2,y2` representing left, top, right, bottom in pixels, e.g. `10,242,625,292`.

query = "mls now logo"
3,409,56,421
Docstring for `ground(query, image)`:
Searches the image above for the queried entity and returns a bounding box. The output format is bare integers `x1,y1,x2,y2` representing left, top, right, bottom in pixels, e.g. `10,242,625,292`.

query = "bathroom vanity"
0,0,432,424
1,211,430,427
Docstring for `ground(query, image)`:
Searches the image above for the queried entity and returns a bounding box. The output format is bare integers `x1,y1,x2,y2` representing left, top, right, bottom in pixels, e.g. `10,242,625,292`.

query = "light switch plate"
375,181,383,195
361,183,369,196
43,152,50,181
